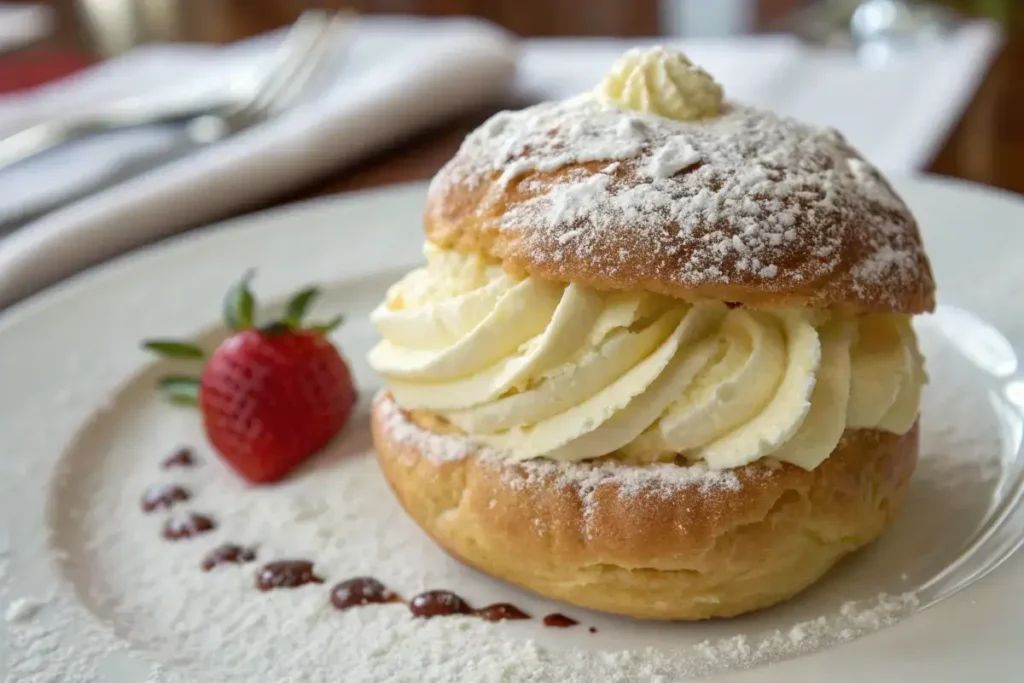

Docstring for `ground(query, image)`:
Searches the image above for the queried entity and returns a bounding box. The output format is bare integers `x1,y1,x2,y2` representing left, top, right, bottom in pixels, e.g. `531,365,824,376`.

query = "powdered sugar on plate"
430,94,931,309
45,382,931,683
690,591,920,673
5,597,43,624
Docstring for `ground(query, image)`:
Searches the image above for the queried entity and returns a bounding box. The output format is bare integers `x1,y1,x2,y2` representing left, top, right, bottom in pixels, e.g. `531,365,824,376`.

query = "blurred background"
0,0,1020,306
19,0,1021,45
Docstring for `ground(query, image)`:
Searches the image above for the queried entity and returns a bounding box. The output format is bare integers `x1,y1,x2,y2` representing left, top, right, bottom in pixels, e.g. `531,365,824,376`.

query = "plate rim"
0,181,430,331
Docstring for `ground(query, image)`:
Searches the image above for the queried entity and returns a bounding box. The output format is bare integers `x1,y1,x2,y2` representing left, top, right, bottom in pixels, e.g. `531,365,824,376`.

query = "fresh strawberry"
198,327,355,482
142,272,357,484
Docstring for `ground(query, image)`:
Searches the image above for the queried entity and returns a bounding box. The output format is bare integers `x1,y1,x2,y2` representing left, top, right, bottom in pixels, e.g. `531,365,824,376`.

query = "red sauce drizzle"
256,560,323,591
542,613,578,628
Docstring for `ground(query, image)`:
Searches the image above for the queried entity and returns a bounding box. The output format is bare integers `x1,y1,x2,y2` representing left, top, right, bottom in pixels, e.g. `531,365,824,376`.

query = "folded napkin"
0,16,516,308
516,19,1002,173
0,2,50,54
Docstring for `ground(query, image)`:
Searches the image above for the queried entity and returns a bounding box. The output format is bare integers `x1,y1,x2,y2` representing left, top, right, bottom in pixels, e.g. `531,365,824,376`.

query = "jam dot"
474,603,530,622
542,613,578,628
330,577,399,610
589,626,598,633
141,483,190,513
256,561,323,591
409,590,474,618
162,447,196,469
201,544,257,571
162,513,215,540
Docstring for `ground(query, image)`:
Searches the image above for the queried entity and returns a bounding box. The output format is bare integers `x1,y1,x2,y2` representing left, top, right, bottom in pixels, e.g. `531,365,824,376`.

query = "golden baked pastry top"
425,94,935,314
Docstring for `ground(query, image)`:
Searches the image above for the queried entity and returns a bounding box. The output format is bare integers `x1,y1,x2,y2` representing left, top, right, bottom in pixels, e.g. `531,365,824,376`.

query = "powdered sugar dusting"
5,597,43,623
506,453,741,496
430,95,930,308
644,137,701,180
379,393,479,465
690,591,920,674
377,390,742,493
378,391,756,540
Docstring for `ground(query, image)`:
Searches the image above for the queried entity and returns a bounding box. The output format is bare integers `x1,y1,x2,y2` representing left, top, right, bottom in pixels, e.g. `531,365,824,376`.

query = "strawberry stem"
158,376,201,406
259,321,291,336
142,339,206,359
224,270,256,331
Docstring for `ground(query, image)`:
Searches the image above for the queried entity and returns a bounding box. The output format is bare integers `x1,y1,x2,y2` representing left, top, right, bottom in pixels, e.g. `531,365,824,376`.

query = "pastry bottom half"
372,392,917,620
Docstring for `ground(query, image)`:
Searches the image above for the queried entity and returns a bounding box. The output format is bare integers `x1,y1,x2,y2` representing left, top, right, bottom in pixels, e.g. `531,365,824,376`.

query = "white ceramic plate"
1,177,1022,683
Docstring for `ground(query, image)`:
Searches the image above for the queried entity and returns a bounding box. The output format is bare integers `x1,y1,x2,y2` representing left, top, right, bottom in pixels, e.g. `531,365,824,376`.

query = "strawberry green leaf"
142,339,205,359
223,270,256,331
158,376,200,406
311,314,344,335
284,287,320,327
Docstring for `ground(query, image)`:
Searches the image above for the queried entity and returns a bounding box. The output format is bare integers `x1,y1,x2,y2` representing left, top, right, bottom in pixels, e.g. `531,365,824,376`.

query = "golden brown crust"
372,393,918,620
426,98,935,314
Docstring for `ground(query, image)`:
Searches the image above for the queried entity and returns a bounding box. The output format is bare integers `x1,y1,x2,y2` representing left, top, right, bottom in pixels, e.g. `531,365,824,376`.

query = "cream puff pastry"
367,47,934,620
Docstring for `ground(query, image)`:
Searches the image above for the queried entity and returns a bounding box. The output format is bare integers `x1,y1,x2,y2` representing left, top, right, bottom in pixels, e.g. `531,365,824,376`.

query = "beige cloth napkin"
0,16,516,308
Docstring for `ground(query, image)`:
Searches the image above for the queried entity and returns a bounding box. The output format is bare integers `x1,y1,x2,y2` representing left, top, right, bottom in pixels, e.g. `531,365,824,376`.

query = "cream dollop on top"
369,245,926,471
597,46,724,121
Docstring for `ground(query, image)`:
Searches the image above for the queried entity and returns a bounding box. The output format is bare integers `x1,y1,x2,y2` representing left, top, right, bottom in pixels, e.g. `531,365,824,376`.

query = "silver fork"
0,10,349,230
0,10,348,169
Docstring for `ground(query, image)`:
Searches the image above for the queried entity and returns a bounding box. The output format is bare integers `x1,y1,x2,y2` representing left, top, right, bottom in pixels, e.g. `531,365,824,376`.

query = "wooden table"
25,0,1024,215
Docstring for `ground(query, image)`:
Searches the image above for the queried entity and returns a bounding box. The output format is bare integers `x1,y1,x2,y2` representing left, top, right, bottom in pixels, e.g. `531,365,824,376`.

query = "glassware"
789,0,959,64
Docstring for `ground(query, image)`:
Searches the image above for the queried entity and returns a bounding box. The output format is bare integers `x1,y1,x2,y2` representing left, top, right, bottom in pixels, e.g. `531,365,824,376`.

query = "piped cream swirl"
369,245,926,470
597,46,724,121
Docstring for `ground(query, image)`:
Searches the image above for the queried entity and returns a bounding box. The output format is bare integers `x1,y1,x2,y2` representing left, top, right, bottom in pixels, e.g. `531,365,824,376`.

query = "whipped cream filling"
369,244,926,470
